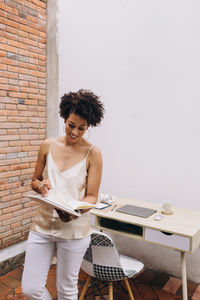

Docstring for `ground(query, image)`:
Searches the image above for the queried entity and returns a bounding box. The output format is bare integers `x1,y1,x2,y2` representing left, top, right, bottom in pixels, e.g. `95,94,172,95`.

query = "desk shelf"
95,216,144,240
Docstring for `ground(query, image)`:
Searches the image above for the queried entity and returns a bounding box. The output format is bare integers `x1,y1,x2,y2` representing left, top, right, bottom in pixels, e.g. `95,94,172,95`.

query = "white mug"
161,200,173,215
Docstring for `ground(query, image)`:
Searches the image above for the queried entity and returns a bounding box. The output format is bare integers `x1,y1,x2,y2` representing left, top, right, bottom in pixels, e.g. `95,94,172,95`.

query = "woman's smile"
65,113,88,144
69,133,79,139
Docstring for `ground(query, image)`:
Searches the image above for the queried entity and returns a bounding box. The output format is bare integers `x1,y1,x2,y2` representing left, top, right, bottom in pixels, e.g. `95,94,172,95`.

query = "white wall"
58,0,200,282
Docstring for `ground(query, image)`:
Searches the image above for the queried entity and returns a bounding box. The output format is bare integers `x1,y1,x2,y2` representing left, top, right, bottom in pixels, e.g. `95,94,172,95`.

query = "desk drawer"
145,228,190,251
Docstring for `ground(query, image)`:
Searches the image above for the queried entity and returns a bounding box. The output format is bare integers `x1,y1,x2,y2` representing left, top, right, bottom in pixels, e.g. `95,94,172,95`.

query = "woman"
22,90,104,300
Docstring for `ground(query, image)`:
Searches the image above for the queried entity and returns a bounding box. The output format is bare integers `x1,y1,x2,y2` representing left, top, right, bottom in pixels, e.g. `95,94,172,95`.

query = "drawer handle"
161,231,173,236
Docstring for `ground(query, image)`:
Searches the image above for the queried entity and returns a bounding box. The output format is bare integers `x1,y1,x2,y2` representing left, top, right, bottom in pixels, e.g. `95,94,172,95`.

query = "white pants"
22,231,90,300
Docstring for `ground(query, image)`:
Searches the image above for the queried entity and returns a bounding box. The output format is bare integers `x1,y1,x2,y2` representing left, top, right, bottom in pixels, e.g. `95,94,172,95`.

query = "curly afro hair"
59,89,105,127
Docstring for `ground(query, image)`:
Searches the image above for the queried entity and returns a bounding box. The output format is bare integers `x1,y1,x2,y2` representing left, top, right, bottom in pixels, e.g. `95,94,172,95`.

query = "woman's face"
65,113,88,144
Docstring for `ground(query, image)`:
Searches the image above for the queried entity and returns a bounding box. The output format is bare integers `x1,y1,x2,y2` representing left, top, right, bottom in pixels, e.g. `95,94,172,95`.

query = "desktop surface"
91,197,200,253
116,204,157,218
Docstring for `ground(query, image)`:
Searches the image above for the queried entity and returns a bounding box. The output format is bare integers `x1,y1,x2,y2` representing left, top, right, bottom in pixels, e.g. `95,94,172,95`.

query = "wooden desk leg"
181,252,188,300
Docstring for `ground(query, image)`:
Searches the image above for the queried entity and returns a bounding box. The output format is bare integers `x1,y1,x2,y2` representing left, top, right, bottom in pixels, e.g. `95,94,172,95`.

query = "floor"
0,263,200,300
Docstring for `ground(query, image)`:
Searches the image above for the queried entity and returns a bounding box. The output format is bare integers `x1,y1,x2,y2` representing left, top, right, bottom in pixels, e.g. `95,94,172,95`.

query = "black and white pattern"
81,231,144,284
125,269,137,277
93,264,126,281
83,244,93,263
91,232,114,247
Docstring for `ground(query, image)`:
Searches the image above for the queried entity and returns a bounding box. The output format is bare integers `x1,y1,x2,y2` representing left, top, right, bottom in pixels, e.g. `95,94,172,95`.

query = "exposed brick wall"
0,0,47,250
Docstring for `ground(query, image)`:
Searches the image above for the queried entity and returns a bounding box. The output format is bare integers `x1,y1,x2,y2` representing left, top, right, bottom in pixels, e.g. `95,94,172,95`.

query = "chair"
79,231,144,300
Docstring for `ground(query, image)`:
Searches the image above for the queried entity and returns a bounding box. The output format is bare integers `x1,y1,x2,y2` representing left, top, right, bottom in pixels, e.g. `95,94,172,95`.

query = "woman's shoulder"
86,142,102,160
40,138,54,148
39,138,55,155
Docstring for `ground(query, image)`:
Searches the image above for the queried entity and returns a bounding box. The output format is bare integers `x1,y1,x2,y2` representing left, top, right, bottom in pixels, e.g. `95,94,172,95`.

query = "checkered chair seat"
79,231,144,300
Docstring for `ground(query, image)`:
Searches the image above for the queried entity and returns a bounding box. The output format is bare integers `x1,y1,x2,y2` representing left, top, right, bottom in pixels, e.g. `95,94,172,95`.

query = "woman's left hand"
55,209,78,222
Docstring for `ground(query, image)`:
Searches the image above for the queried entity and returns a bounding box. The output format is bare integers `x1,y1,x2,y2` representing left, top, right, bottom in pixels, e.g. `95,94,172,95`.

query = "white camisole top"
31,139,94,239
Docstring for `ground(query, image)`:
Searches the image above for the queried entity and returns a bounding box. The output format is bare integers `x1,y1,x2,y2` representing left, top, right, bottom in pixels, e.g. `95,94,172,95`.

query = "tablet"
116,204,157,218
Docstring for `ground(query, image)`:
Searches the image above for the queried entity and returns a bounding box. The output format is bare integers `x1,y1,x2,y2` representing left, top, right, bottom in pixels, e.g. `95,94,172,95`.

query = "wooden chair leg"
79,276,92,300
109,281,113,300
123,278,135,300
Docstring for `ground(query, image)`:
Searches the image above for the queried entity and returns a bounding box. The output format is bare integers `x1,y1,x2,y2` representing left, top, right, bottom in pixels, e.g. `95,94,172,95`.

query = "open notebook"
116,204,157,218
24,190,96,217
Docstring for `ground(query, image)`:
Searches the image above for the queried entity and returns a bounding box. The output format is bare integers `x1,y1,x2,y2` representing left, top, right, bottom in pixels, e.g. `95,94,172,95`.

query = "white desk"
91,197,200,300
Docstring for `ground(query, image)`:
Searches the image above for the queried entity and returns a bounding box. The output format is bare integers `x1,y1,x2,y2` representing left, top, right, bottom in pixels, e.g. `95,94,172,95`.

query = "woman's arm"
83,146,103,205
31,139,51,197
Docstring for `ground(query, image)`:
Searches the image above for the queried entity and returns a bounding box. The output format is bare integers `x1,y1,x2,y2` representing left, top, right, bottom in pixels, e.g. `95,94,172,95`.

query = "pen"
111,204,117,211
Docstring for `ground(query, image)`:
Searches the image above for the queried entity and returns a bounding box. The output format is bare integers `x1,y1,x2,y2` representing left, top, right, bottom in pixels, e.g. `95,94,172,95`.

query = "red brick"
0,3,5,10
2,193,22,202
28,57,38,64
32,0,46,9
0,16,20,29
28,50,39,59
21,62,37,71
8,79,19,85
26,0,46,13
0,50,6,56
0,84,19,91
0,10,6,18
4,5,18,16
8,116,29,122
0,116,7,122
18,129,29,134
9,141,29,146
20,23,38,35
8,39,28,50
0,63,7,70
0,213,13,222
17,104,27,110
21,156,37,163
1,57,18,66
6,129,18,134
0,225,10,234
0,166,9,173
2,216,22,227
9,163,29,171
5,104,17,110
13,206,31,217
0,178,8,185
7,13,28,26
20,87,39,93
7,66,28,75
24,99,39,106
0,0,47,250
3,204,22,214
3,232,22,243
0,29,18,41
0,146,20,153
27,15,38,24
19,74,38,82
13,0,25,5
10,221,21,229
9,92,27,98
0,70,18,79
0,129,6,134
0,181,21,191
6,25,18,35
21,168,35,175
18,29,28,38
